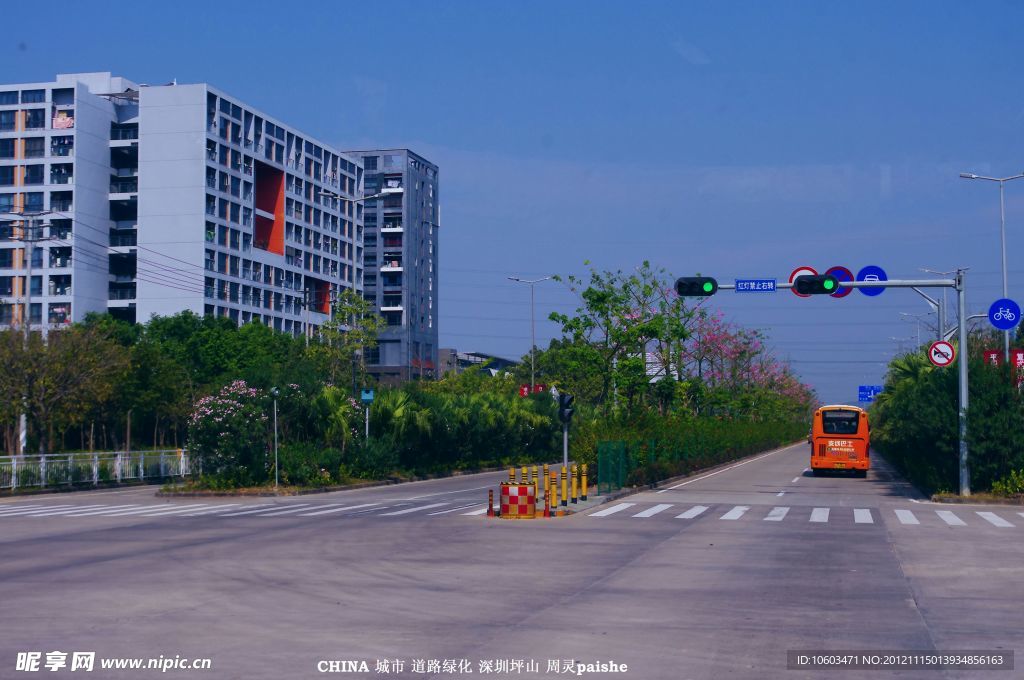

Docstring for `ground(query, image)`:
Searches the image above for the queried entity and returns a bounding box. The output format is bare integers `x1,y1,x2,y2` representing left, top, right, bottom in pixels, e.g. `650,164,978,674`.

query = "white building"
0,72,364,336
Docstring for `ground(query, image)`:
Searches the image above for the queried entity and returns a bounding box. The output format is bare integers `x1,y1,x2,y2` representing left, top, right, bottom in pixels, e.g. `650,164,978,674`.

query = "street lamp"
270,387,280,492
508,275,552,391
959,171,1024,361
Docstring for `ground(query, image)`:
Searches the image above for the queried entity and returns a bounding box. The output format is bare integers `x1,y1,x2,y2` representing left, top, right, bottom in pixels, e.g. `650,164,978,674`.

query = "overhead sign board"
826,266,854,298
858,385,883,402
928,340,956,367
735,278,777,293
988,298,1021,331
789,266,817,298
856,265,888,297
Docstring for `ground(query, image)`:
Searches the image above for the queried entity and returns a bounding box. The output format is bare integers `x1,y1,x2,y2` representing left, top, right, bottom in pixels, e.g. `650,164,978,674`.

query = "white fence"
0,450,194,491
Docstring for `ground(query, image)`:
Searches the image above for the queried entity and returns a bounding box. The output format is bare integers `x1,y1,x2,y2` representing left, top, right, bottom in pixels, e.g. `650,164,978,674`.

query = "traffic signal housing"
557,393,575,424
675,276,718,297
794,274,839,295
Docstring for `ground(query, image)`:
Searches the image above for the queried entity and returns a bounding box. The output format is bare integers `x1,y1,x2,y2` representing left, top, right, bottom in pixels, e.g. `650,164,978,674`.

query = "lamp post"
959,171,1024,361
270,387,279,492
508,275,552,391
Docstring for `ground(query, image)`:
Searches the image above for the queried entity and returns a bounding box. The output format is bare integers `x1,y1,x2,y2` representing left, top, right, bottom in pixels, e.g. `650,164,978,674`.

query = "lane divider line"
657,445,800,493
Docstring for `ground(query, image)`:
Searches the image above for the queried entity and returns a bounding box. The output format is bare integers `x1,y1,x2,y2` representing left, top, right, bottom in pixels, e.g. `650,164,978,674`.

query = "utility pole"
508,275,552,391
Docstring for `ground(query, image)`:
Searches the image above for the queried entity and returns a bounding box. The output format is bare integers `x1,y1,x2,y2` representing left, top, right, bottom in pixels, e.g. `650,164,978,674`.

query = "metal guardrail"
0,450,194,491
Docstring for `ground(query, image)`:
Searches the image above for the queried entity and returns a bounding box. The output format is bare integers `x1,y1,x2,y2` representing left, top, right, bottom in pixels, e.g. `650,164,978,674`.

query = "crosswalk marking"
894,509,919,525
977,511,1014,528
26,505,117,517
763,506,789,522
298,503,380,516
255,504,319,517
428,503,481,515
936,510,966,526
93,504,192,517
379,502,449,516
0,504,77,516
0,504,48,515
633,503,672,518
182,504,241,516
854,509,873,524
810,508,829,523
720,506,749,521
589,503,635,517
462,507,489,516
63,505,141,516
133,504,219,517
676,505,709,519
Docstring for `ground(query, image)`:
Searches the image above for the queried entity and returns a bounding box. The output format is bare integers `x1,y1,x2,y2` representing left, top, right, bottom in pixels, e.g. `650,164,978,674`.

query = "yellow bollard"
532,465,538,487
561,466,568,507
581,464,588,501
509,467,515,483
551,471,559,509
521,465,527,484
571,464,578,504
543,464,549,496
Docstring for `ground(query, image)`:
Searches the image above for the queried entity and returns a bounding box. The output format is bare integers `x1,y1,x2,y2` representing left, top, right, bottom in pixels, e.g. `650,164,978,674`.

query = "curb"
928,495,1024,507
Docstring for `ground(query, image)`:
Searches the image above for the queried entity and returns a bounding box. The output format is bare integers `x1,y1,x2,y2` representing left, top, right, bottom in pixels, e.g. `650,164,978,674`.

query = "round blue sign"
826,266,854,298
856,265,888,297
988,298,1021,331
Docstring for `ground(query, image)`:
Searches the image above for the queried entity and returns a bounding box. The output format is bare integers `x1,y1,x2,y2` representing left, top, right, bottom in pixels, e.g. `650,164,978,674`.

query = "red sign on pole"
1012,349,1024,388
533,383,547,394
519,385,530,398
983,350,1002,366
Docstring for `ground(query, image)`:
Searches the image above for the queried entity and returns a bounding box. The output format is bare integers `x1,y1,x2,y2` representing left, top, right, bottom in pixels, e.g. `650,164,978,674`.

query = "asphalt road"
1,445,1020,680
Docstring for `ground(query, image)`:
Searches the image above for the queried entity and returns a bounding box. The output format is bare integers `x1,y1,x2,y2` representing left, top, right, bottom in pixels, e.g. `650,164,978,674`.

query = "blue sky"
3,1,1023,404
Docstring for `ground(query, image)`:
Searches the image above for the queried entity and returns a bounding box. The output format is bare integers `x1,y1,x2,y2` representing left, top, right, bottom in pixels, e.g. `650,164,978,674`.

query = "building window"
25,192,44,212
24,109,45,129
24,165,44,185
20,90,45,104
0,111,14,131
24,137,44,158
0,91,17,105
0,139,14,159
363,156,378,171
0,167,13,187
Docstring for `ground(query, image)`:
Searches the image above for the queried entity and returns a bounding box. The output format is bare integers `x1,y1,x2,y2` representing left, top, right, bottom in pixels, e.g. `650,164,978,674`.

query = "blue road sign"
826,266,854,298
856,265,887,297
735,278,777,293
360,389,375,404
988,298,1021,331
858,385,884,403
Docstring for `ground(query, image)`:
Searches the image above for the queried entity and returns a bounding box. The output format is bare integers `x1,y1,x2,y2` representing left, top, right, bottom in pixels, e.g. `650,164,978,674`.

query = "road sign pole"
957,269,970,496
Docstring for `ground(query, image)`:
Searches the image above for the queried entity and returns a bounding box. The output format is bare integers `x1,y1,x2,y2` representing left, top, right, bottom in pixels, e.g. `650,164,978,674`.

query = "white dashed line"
764,507,789,522
720,506,749,521
676,505,709,519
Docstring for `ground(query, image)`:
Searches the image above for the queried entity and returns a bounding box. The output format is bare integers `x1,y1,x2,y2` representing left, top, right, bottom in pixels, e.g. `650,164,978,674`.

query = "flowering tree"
187,380,269,485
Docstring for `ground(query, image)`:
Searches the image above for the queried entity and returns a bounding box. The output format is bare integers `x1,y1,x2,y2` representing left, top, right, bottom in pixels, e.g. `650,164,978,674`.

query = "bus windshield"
822,410,860,435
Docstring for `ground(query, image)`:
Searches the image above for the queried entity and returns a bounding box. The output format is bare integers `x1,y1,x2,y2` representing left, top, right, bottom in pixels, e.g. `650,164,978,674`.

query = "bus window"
822,410,859,435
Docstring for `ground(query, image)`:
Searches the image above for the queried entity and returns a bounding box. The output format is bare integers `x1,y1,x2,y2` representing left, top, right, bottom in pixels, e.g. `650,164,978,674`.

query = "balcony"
108,288,136,300
381,222,403,232
110,127,138,141
109,233,137,247
380,259,403,272
50,144,73,157
110,179,138,194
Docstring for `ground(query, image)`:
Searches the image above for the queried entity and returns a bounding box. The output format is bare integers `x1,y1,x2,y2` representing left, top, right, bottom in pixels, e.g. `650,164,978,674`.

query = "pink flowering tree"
187,380,270,485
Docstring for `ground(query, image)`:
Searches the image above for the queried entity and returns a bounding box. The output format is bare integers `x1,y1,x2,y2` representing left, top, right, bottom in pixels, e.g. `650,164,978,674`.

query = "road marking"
427,503,481,515
854,509,873,524
94,504,193,516
63,505,142,516
255,504,321,517
764,506,789,522
776,491,786,497
406,484,493,500
0,504,47,513
589,503,635,517
791,477,801,483
0,504,77,516
25,505,117,516
810,508,830,523
181,504,242,516
462,507,489,516
976,511,1014,528
894,509,919,525
657,446,795,493
133,504,219,517
936,510,966,526
379,502,449,516
720,506,749,520
1019,513,1024,521
676,505,709,519
298,503,380,516
633,504,672,518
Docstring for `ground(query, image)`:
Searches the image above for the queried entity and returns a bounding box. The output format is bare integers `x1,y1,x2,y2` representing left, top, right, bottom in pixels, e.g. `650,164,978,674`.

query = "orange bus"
810,405,870,476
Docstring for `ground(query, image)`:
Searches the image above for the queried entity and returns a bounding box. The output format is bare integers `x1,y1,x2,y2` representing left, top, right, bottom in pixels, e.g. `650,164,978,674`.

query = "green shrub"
992,469,1024,496
347,437,399,479
277,443,341,487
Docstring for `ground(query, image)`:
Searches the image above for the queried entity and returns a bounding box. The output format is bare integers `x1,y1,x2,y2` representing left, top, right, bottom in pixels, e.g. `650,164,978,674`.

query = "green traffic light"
824,279,835,291
702,281,713,293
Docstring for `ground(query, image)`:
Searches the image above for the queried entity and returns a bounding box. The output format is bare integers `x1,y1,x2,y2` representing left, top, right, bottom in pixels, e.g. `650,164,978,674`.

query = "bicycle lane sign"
988,298,1021,331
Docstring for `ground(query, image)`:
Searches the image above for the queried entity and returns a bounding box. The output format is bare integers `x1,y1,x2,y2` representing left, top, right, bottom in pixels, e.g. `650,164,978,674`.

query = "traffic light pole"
563,423,568,470
701,273,971,495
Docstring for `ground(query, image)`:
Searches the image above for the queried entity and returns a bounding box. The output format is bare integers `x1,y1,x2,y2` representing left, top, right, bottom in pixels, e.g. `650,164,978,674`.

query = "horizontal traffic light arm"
714,279,957,290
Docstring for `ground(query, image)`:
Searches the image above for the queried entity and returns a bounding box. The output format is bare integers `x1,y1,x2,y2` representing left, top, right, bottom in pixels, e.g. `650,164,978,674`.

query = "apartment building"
350,149,439,382
0,72,364,336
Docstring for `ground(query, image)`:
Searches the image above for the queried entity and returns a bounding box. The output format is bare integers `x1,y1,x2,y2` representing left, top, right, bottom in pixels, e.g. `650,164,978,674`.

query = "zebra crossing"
0,500,490,521
585,501,1023,530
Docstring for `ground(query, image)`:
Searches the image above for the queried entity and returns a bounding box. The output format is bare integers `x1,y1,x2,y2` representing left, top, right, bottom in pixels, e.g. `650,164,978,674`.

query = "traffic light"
557,393,575,424
675,277,718,297
794,274,839,295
